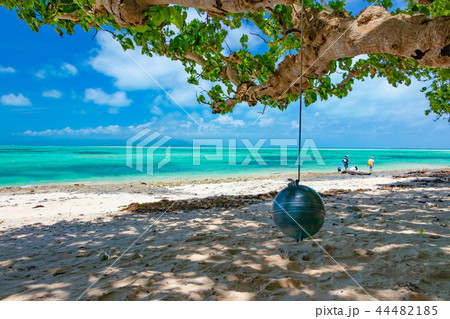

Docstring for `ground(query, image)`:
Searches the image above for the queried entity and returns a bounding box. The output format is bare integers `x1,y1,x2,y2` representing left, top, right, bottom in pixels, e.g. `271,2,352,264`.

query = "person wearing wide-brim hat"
342,155,349,171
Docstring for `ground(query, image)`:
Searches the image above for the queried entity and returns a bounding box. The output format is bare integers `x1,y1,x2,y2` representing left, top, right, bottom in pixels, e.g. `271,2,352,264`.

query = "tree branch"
319,0,334,13
413,0,434,5
336,62,370,90
57,12,80,22
239,6,449,104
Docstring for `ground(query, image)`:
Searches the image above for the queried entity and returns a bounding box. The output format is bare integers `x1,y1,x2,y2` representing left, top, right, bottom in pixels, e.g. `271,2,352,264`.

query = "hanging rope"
297,0,305,183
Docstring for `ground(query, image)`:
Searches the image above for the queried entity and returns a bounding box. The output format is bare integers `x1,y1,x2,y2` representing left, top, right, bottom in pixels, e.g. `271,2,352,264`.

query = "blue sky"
0,2,448,148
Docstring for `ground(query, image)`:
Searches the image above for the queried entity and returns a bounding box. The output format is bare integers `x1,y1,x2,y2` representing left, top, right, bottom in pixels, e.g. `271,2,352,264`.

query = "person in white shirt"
342,155,349,171
367,157,375,171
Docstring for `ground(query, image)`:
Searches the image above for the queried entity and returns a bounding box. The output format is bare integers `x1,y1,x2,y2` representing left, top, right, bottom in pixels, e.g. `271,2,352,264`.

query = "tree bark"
413,0,434,5
93,0,296,25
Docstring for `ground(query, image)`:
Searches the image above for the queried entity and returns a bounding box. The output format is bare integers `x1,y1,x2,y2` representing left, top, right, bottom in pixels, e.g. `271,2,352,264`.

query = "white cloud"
151,105,163,115
0,66,15,73
290,120,299,130
88,32,212,111
167,87,200,105
42,89,62,99
84,88,132,107
1,93,31,106
36,62,78,79
61,63,78,76
19,123,153,138
17,113,247,140
35,70,46,79
210,114,245,127
313,76,429,123
258,117,275,128
89,33,188,91
185,8,207,24
225,23,265,53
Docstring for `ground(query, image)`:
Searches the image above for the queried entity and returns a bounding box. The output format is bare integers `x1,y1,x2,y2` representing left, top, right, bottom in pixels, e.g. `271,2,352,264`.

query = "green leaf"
197,95,206,104
23,0,33,9
161,7,171,21
328,60,337,74
170,7,184,30
134,25,149,33
229,19,241,29
151,11,165,27
121,37,135,50
240,34,248,44
187,75,199,85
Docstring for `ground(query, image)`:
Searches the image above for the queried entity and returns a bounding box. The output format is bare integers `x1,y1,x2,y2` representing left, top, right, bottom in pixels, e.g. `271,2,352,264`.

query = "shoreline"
1,166,449,193
0,168,447,229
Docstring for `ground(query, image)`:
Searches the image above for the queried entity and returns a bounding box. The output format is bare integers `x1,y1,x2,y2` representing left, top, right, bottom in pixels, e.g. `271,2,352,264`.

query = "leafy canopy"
1,0,449,120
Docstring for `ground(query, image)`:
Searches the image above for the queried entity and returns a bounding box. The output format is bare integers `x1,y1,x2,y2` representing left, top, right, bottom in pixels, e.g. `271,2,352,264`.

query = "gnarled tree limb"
244,6,449,102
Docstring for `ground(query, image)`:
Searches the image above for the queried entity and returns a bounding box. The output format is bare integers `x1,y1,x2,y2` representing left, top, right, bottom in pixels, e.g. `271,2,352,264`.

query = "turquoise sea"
0,146,449,187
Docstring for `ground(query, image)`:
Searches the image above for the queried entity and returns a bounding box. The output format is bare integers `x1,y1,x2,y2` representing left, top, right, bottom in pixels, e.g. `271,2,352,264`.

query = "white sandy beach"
0,169,448,300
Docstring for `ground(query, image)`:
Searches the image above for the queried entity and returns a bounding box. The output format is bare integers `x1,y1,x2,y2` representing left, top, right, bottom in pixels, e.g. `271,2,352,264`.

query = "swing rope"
297,0,305,184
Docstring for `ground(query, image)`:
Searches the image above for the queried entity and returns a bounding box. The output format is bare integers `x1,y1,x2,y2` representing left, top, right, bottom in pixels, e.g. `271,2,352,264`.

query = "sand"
0,169,448,301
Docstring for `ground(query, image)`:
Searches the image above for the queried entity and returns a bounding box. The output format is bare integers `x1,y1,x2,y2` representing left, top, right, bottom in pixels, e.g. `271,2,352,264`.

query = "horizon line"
1,145,450,151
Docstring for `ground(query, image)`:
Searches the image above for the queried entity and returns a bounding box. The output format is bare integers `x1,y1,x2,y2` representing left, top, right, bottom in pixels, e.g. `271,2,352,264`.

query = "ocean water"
0,146,448,187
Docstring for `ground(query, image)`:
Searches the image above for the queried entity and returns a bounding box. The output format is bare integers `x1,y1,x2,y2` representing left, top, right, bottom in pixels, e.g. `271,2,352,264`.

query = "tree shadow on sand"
0,176,448,301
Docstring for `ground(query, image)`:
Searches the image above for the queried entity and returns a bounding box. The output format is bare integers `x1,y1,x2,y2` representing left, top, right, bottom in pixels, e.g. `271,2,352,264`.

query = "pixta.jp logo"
126,129,172,175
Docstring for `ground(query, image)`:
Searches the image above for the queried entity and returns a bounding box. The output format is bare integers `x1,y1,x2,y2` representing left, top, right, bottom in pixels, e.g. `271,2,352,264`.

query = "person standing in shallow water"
342,155,349,171
368,157,375,172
